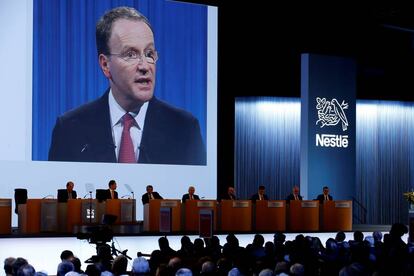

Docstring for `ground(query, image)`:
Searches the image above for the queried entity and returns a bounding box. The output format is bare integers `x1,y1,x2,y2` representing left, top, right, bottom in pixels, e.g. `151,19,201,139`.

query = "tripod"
111,240,132,260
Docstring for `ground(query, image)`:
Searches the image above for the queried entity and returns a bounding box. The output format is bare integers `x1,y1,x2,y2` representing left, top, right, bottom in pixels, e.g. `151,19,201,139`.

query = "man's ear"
99,54,111,79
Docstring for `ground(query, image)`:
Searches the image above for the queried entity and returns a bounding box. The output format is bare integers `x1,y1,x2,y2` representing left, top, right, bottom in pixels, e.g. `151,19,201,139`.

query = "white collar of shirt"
108,89,149,161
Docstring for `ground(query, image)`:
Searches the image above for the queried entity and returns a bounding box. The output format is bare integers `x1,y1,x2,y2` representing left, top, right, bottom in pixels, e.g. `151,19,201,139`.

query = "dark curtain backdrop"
235,97,301,201
235,97,414,224
32,0,207,160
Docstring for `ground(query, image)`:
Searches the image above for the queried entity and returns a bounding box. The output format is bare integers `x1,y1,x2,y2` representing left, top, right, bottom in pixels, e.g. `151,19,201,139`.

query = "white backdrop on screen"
0,0,217,225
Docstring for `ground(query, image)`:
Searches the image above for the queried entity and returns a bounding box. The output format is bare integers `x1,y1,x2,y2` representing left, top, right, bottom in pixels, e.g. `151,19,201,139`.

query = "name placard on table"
197,201,215,208
160,201,178,207
335,202,351,208
301,201,318,208
232,201,250,208
268,201,284,208
0,199,11,207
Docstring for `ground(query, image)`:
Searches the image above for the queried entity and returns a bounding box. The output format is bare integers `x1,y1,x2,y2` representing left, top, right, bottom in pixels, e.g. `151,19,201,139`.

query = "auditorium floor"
0,228,408,276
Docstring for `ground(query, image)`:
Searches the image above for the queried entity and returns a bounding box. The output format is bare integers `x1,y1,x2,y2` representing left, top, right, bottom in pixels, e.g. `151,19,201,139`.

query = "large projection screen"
0,0,217,225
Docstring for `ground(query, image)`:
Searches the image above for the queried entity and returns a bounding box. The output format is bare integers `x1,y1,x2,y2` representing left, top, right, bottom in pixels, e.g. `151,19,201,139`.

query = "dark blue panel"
301,54,356,200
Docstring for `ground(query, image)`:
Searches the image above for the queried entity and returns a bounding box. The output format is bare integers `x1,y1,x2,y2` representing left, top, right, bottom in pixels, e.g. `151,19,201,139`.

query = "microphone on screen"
80,144,89,153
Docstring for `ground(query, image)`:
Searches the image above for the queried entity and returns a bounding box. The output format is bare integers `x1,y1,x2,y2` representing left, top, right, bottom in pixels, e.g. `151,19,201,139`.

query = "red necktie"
119,113,136,163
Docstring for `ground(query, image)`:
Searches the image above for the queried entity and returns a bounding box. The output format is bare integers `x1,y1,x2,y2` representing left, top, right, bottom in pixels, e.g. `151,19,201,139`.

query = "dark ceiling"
177,1,414,101
173,2,414,191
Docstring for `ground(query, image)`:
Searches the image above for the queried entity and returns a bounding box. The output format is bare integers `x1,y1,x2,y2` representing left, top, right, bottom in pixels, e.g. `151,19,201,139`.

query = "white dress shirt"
108,90,149,161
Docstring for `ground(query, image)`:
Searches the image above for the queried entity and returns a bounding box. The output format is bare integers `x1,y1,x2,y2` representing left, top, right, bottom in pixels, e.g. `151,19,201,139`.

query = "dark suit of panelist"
141,192,163,205
48,91,206,165
104,189,118,200
316,194,333,204
182,193,200,203
285,194,303,203
57,190,77,203
250,193,269,202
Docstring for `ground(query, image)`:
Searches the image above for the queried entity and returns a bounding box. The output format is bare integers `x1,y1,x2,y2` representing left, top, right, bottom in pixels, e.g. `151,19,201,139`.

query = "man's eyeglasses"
106,49,158,64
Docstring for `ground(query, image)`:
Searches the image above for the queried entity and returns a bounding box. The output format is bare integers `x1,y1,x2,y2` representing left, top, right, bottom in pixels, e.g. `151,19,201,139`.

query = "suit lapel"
139,97,164,163
82,91,117,162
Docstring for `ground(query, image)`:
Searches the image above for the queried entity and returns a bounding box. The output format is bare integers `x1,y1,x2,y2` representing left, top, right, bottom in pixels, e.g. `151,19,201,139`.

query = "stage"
0,225,406,276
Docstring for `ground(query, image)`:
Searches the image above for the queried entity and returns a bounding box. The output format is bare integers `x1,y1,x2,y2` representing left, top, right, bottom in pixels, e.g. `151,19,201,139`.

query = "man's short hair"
57,261,74,276
96,6,153,56
335,231,346,242
132,257,150,274
60,250,74,261
201,261,215,273
4,257,16,274
323,186,329,190
146,185,153,189
372,231,382,242
12,258,28,276
66,181,74,188
175,268,192,276
258,185,265,190
108,180,116,187
112,255,128,275
16,264,36,276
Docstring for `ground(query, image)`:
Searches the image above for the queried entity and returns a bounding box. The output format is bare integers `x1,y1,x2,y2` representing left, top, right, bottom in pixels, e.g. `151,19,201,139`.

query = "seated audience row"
4,223,412,275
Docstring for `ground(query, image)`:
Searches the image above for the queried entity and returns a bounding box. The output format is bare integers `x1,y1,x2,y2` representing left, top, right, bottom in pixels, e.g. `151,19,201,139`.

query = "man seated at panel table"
141,185,163,204
221,186,238,200
103,179,119,200
316,186,333,204
285,185,302,203
57,181,78,202
250,185,269,202
182,186,200,203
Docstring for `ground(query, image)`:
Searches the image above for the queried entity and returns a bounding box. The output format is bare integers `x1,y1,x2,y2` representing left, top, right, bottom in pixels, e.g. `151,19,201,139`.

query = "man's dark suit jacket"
221,193,237,200
250,193,269,202
316,194,333,204
285,194,303,203
103,189,118,200
57,189,77,202
181,193,200,203
48,91,206,165
141,192,163,205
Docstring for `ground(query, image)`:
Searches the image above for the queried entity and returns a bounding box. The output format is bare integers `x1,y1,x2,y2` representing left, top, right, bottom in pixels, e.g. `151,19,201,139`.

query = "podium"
17,198,137,234
219,200,252,231
254,200,286,232
182,200,217,232
18,199,57,233
57,202,68,232
65,199,102,232
320,200,352,231
0,199,12,234
144,199,181,232
105,199,136,223
288,200,319,232
64,199,136,233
